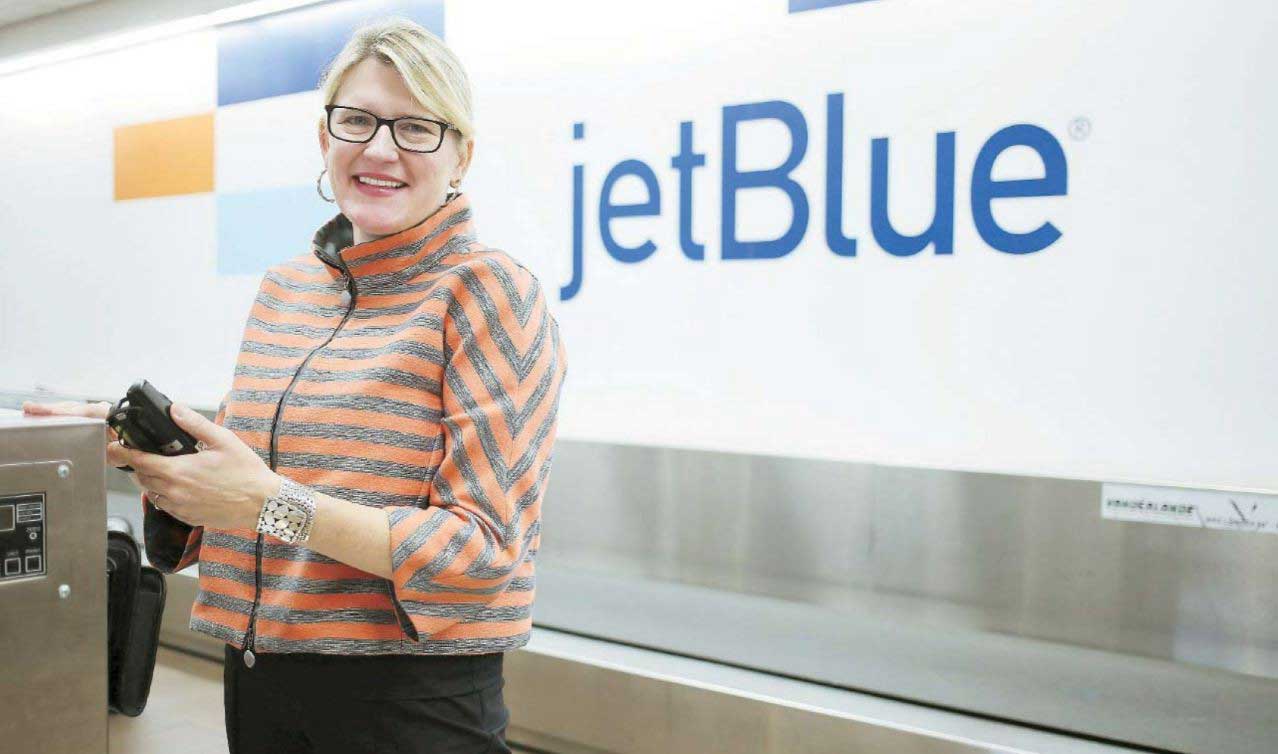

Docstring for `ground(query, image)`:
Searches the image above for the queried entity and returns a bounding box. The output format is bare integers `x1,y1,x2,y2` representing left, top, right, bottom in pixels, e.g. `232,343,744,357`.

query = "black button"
3,558,19,576
24,555,41,573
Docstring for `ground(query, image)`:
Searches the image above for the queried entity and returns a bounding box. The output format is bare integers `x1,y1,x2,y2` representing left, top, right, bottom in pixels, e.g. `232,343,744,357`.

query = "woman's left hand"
108,403,281,531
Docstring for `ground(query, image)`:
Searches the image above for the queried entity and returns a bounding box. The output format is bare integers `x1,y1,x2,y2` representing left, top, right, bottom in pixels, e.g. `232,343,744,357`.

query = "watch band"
256,477,316,544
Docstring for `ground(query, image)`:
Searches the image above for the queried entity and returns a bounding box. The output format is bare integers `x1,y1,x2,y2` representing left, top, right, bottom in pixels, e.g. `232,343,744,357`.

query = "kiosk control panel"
0,492,45,579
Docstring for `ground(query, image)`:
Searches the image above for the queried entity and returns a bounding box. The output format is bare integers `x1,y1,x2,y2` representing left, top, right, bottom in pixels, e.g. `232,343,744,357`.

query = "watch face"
257,480,315,544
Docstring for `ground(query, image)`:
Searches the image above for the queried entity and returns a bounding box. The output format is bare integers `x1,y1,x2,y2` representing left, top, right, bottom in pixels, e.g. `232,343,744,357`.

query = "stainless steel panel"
0,412,107,754
536,441,1278,753
504,629,1144,754
505,649,1010,754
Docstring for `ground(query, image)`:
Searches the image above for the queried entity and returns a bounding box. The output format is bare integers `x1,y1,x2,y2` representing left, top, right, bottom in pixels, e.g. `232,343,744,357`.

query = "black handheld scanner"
106,381,199,472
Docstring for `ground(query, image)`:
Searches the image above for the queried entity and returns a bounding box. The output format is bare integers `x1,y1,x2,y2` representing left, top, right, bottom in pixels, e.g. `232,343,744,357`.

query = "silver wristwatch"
255,477,317,544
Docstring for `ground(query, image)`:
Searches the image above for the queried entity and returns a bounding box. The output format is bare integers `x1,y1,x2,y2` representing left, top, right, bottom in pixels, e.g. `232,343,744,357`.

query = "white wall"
455,0,1278,491
1,0,1275,491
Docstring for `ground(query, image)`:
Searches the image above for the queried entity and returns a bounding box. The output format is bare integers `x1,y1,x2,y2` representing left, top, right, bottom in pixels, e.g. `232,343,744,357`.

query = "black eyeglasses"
324,105,455,153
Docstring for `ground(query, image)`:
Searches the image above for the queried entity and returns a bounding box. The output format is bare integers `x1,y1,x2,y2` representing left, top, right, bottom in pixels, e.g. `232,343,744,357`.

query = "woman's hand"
106,404,281,531
22,399,115,435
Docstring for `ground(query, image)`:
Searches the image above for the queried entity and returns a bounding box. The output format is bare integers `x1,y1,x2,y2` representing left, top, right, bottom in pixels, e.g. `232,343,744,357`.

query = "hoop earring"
316,169,335,203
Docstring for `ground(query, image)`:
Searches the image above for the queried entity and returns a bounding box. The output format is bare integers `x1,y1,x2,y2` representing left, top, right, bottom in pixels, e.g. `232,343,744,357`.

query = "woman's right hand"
22,400,143,490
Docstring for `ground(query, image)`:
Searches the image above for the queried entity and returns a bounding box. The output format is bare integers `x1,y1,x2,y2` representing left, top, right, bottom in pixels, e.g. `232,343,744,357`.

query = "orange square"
114,113,214,200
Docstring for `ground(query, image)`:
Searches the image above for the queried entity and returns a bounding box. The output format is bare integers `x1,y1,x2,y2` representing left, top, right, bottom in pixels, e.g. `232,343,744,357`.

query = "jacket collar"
311,193,476,286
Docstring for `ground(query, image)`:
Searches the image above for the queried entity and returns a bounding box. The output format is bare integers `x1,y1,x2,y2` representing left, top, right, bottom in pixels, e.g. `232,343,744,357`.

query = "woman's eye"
402,123,433,135
344,115,373,127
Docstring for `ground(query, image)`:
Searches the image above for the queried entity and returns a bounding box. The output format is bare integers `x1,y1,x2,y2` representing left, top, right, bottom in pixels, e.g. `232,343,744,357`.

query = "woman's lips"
351,175,407,197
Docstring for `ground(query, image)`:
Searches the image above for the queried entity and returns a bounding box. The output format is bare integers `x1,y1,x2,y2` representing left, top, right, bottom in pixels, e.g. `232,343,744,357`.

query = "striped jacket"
153,195,567,655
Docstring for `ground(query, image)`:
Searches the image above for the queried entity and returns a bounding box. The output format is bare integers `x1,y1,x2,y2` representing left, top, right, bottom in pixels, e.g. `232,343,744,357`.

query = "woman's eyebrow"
342,102,437,120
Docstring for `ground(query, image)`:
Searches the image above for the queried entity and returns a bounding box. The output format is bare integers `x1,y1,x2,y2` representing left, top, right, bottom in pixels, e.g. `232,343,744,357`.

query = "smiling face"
320,57,473,245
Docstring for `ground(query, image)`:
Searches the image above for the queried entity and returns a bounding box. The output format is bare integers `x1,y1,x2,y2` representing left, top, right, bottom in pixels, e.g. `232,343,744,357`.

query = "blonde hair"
319,18,474,141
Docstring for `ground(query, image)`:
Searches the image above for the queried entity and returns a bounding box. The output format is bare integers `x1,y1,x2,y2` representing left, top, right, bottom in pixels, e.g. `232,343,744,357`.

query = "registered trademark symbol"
1069,117,1091,141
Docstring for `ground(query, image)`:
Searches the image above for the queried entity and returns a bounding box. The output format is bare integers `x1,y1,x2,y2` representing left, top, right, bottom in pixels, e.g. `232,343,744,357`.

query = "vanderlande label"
1102,483,1278,535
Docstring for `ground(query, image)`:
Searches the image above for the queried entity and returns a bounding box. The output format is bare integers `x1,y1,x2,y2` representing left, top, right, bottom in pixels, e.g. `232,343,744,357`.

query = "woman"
25,18,566,753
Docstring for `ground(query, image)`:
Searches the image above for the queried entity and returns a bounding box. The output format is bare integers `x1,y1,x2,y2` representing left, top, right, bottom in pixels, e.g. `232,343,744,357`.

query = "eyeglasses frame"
324,104,455,154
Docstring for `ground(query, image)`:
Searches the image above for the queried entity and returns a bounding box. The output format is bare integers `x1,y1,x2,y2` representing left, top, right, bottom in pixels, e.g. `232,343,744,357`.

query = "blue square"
217,187,339,275
218,0,445,107
789,0,879,12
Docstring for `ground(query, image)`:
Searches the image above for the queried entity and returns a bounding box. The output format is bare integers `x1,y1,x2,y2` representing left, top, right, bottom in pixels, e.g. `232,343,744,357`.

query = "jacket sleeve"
142,392,231,573
387,255,567,640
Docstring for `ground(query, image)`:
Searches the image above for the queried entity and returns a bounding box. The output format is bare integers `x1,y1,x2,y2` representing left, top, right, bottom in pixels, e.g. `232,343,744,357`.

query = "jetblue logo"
561,92,1069,302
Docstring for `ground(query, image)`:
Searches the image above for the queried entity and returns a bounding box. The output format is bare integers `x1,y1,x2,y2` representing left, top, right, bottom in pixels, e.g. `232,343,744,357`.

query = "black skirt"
223,644,513,753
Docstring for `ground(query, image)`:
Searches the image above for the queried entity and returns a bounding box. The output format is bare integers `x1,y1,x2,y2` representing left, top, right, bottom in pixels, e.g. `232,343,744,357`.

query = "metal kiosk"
0,411,107,753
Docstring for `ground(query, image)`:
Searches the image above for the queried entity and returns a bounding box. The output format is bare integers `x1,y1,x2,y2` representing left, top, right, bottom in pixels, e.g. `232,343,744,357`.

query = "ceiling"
0,0,100,28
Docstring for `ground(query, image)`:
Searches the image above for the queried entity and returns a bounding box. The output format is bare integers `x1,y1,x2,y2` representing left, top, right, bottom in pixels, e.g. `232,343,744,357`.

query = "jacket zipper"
242,260,357,667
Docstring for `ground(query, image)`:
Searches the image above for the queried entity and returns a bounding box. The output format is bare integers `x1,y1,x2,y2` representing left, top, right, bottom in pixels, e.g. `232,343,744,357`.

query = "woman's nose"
364,123,400,159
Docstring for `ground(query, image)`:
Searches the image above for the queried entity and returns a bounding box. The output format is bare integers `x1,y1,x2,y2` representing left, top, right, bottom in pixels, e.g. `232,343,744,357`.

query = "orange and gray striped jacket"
152,195,567,655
